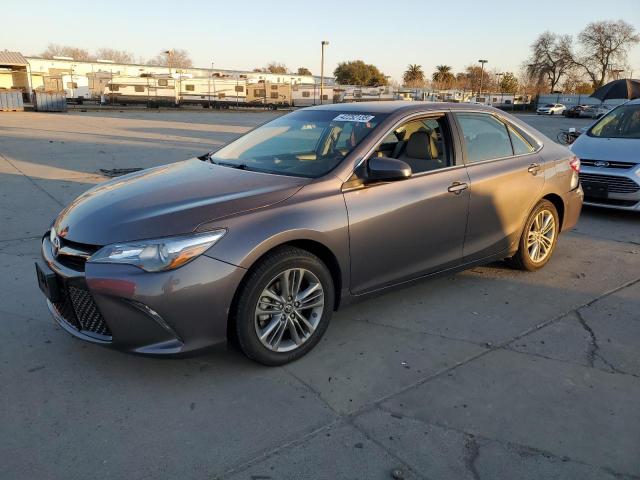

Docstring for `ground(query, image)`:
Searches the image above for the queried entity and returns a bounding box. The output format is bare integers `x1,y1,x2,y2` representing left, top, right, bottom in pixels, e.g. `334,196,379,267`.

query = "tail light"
569,156,580,173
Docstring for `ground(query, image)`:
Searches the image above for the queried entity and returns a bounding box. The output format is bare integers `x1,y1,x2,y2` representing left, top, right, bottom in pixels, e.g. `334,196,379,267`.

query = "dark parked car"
36,102,583,365
563,105,589,118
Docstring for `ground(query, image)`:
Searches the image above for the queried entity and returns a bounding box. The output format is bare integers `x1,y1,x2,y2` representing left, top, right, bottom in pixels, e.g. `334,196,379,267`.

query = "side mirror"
366,156,412,182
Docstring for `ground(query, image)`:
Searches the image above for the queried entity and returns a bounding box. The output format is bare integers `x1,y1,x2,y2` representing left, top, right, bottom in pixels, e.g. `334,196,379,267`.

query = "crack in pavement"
463,433,482,480
575,310,637,377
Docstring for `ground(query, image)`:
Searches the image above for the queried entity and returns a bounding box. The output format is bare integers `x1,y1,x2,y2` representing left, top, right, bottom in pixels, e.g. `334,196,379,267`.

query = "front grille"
580,159,637,169
584,198,639,207
579,173,640,194
52,284,112,338
55,238,100,272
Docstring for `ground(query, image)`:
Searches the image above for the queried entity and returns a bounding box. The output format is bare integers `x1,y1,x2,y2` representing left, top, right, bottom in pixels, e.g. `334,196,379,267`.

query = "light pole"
478,59,488,102
320,40,329,104
164,50,174,75
495,72,504,106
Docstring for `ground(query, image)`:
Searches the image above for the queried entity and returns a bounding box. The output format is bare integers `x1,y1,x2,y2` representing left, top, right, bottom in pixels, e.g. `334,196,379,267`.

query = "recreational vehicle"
179,77,247,108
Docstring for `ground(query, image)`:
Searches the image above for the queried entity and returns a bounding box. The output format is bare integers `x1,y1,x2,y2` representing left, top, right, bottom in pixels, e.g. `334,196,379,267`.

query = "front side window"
456,113,513,163
158,79,168,87
270,92,279,99
588,104,640,139
371,115,451,173
134,85,145,92
211,110,386,178
185,84,194,91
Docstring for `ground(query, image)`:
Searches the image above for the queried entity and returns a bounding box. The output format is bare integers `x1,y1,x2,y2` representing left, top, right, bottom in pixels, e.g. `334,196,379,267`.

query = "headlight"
88,230,226,272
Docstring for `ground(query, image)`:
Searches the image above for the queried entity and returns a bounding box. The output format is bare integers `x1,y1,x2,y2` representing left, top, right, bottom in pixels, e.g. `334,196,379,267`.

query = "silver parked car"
579,104,613,119
570,99,640,210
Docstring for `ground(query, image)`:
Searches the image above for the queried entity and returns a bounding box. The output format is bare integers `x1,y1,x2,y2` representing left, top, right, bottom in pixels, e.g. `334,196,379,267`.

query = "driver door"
343,113,470,294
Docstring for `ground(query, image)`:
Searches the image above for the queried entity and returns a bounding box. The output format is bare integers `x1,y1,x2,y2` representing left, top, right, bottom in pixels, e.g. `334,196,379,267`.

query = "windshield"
588,104,640,139
544,104,555,107
211,110,385,177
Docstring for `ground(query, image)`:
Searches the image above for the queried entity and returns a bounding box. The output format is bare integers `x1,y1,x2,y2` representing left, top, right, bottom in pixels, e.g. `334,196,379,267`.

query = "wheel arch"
226,237,344,342
542,193,565,230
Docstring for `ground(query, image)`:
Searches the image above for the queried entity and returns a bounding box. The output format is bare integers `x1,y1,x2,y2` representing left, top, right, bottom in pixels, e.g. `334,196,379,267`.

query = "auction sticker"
332,114,376,123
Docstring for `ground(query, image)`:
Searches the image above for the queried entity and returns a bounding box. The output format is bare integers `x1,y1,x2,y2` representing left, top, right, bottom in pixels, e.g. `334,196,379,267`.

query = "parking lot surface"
1,109,638,480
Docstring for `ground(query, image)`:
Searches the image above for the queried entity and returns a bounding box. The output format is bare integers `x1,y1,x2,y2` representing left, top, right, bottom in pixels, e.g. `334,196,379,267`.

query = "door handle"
527,163,541,175
448,182,469,194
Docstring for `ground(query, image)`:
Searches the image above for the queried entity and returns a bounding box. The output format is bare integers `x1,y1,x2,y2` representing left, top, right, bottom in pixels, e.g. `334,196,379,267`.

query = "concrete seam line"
214,418,342,479
0,151,65,208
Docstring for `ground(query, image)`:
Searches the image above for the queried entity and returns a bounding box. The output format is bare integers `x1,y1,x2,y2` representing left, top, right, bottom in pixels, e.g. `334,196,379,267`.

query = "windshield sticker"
332,114,375,123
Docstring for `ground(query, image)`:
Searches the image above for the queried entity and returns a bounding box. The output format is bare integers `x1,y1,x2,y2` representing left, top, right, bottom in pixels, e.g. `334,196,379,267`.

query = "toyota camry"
36,102,583,365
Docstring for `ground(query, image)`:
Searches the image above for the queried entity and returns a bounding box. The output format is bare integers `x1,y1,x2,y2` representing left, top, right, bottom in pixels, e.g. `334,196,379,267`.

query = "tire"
506,199,559,271
233,246,335,365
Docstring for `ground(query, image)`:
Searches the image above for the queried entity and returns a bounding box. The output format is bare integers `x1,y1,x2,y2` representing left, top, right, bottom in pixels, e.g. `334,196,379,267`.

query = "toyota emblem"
594,161,609,168
52,235,61,257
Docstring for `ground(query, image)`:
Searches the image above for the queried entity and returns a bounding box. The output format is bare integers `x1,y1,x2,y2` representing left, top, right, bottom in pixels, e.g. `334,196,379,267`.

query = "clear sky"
2,0,639,81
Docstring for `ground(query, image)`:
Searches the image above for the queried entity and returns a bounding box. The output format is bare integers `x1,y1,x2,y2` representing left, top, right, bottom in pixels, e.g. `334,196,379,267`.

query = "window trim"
451,111,541,166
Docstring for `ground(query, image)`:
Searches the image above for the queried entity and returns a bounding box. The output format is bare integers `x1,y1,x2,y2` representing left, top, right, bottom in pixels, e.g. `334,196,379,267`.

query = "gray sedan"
36,102,583,365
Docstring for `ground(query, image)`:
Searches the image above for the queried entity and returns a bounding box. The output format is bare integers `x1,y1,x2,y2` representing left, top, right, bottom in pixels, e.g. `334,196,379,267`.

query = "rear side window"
456,113,513,163
508,125,534,155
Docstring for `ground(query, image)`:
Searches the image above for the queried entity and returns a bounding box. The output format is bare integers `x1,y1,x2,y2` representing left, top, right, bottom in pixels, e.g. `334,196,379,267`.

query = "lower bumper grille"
579,173,640,194
52,285,112,338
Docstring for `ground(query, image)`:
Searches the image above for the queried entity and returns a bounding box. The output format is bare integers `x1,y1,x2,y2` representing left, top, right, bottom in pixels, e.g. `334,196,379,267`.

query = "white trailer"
62,74,90,103
103,75,178,105
179,77,247,107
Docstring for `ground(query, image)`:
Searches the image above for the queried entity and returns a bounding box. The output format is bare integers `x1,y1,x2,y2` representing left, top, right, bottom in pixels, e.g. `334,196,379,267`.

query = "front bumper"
39,235,246,355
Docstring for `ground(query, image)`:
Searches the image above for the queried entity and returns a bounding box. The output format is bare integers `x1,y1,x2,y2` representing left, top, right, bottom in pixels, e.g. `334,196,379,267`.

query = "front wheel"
506,200,559,271
233,246,334,365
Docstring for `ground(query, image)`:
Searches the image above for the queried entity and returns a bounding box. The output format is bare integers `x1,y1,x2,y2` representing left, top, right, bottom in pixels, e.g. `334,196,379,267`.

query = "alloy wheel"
527,209,556,263
254,268,325,352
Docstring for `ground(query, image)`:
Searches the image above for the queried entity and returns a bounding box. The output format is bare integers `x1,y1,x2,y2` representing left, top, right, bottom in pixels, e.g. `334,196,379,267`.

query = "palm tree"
432,65,454,89
403,64,425,88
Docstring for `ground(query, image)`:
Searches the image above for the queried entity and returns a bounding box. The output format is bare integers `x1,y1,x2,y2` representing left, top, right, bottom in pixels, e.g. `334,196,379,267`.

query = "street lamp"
478,59,488,101
495,72,504,106
320,40,329,105
164,50,174,75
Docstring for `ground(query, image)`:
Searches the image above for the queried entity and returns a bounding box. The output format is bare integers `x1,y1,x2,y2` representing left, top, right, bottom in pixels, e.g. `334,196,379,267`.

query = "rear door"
453,112,545,261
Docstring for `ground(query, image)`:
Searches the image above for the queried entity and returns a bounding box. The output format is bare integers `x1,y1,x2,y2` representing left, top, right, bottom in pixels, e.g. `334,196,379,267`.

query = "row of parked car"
536,103,613,118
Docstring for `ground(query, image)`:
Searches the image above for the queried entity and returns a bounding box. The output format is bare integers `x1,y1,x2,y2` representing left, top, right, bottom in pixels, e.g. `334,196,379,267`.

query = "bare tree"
526,32,574,92
39,43,94,61
95,48,134,64
147,49,193,68
266,62,288,74
573,20,639,89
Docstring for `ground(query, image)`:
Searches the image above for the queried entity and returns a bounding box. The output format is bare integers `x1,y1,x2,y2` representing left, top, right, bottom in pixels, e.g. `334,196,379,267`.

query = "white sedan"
537,103,566,115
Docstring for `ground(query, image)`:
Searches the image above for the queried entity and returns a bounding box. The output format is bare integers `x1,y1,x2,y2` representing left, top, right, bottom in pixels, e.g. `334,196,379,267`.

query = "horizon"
2,0,639,82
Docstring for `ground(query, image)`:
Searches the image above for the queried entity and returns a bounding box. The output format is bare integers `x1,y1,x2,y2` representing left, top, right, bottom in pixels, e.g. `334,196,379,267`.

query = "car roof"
304,100,500,115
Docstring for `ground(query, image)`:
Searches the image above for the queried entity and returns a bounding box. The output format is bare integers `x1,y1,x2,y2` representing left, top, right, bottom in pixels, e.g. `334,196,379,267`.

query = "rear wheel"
233,246,334,365
507,200,559,271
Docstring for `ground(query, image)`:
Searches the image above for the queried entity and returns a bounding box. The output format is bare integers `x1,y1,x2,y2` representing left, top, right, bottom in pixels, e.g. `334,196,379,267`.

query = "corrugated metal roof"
0,51,28,66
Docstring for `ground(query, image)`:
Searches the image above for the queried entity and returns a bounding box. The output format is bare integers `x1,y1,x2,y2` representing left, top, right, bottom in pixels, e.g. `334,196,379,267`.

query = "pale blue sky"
2,0,639,80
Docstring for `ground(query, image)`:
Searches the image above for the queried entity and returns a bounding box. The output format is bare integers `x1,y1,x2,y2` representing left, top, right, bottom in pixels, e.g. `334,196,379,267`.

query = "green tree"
499,72,519,93
432,65,455,89
333,60,387,86
297,67,312,76
403,64,425,88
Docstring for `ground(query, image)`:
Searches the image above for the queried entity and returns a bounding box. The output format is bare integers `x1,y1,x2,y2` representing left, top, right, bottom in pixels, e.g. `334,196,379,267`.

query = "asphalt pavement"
0,109,638,480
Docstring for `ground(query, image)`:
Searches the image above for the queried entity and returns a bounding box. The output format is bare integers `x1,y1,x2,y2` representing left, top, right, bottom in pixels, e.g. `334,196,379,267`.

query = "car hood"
54,158,310,245
570,135,640,162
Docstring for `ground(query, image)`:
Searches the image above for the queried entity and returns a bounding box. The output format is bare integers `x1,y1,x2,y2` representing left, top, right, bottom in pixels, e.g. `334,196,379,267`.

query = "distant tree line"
38,44,194,68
